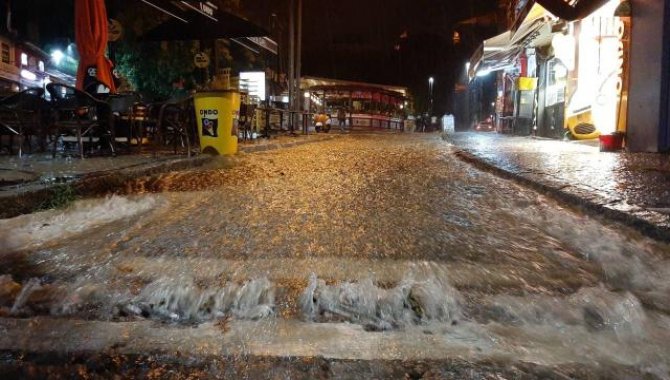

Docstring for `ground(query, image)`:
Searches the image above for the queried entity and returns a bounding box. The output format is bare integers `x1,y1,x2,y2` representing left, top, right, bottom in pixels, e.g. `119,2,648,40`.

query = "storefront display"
560,0,630,137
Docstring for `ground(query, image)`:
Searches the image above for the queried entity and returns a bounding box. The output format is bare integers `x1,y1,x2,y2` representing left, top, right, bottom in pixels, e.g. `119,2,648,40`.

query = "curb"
0,155,215,219
452,148,670,243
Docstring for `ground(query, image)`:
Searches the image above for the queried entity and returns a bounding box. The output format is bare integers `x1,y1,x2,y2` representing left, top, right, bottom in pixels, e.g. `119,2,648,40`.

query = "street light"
428,76,434,116
51,50,65,65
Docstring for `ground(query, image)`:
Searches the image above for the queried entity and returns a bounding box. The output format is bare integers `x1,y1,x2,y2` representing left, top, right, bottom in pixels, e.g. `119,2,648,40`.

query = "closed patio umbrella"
75,0,116,93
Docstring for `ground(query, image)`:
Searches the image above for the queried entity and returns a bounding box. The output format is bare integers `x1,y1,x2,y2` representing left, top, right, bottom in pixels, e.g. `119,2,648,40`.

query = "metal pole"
288,0,295,132
296,0,303,107
429,77,434,116
297,0,304,133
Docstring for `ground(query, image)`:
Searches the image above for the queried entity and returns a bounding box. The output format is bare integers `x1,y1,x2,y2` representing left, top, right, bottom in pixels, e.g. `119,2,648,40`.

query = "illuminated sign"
239,71,266,101
615,17,627,101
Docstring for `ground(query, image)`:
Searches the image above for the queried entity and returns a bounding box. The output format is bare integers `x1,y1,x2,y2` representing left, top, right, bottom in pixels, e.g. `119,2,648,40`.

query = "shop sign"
614,17,628,102
245,37,278,55
194,52,210,68
615,14,630,131
108,19,123,42
199,2,217,17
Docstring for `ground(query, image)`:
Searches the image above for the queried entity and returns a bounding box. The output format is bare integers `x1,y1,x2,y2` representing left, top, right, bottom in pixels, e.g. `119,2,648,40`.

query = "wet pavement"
447,132,670,240
0,133,337,218
1,132,670,378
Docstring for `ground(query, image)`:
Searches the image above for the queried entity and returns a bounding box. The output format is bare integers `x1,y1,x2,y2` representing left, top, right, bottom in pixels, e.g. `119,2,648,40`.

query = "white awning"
468,4,557,80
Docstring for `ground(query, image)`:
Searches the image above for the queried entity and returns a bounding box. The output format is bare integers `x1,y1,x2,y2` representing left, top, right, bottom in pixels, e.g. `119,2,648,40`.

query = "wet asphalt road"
1,132,669,379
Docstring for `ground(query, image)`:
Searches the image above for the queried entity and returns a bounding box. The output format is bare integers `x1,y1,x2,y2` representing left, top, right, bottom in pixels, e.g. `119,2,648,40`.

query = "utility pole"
296,0,303,112
288,0,295,132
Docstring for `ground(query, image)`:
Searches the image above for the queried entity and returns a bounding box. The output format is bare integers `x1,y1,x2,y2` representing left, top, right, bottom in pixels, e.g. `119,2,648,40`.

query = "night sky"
9,0,500,114
244,0,501,113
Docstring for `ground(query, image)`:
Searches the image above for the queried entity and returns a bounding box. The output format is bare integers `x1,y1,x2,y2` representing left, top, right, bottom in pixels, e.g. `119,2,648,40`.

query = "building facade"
469,0,670,152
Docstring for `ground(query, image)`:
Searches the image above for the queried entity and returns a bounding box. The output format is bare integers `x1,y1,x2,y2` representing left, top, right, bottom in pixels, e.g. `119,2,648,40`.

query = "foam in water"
10,278,41,315
507,197,670,313
486,285,647,340
0,195,159,253
50,281,117,318
123,276,275,323
301,273,462,330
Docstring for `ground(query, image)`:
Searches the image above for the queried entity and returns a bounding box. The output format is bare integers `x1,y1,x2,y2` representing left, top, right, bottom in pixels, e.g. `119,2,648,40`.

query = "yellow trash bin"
193,90,241,155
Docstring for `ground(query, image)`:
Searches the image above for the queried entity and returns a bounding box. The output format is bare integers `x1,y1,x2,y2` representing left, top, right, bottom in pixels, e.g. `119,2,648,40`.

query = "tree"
111,6,197,100
115,41,197,100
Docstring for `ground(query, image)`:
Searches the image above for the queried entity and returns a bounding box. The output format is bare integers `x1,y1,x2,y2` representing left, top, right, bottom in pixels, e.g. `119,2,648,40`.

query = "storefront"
554,0,631,140
499,0,669,151
468,3,554,136
469,0,638,143
302,77,409,130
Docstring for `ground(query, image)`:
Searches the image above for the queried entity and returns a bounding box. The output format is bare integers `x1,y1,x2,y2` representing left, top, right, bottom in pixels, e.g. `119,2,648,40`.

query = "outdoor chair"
154,97,194,157
46,83,114,159
0,88,50,157
238,103,257,141
108,92,151,153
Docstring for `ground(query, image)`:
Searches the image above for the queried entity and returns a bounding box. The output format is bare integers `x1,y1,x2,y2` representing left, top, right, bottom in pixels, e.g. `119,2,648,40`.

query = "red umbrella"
75,0,116,93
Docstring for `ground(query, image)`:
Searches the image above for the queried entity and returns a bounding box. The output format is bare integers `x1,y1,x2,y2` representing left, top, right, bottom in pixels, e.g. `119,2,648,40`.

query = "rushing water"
1,134,669,378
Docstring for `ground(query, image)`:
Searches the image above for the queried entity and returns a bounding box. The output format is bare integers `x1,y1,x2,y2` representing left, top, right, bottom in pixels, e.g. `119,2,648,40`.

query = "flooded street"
1,133,669,379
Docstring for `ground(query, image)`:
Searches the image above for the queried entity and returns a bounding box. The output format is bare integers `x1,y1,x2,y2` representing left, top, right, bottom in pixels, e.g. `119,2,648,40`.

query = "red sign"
352,91,372,100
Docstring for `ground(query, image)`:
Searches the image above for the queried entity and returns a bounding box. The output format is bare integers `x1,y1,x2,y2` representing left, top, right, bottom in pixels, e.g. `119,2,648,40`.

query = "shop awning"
470,38,522,79
512,0,610,32
142,8,268,41
469,8,556,80
302,76,408,97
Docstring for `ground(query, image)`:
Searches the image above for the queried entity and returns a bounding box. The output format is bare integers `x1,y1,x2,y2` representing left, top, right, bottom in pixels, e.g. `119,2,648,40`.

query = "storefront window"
545,59,567,106
564,0,627,134
1,44,9,64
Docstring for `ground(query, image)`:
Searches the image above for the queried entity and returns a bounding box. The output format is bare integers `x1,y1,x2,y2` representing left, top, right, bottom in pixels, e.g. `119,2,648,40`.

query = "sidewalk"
0,133,338,218
446,132,670,242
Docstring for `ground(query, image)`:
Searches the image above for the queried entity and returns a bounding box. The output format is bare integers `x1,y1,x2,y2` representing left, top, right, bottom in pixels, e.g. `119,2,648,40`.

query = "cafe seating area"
0,85,197,159
0,88,50,157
